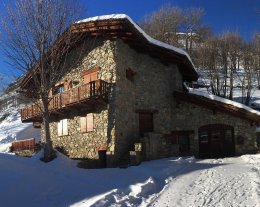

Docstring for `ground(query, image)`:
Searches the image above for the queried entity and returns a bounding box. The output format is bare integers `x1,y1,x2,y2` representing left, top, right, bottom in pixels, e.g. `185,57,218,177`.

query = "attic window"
126,68,136,81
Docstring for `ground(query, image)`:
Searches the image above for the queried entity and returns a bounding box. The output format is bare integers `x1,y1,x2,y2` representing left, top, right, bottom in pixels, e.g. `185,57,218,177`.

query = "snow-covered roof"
76,14,196,70
190,90,260,117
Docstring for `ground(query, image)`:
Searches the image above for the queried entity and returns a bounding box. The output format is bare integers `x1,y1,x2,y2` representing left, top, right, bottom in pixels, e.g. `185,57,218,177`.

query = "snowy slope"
0,152,259,207
0,106,40,153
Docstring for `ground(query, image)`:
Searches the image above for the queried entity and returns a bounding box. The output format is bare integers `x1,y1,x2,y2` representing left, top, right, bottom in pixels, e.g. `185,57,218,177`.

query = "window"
200,132,209,143
53,84,65,95
57,119,68,136
82,67,100,84
126,68,136,81
80,113,94,132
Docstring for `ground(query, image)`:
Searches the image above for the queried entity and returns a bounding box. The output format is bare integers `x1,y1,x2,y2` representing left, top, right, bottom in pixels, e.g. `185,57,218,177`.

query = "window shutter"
90,72,98,82
48,88,53,97
86,113,94,132
64,80,72,91
83,74,91,84
80,116,87,132
57,120,63,136
63,119,68,135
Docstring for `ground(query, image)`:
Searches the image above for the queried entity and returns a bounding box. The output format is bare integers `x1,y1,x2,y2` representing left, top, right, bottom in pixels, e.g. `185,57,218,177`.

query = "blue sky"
83,0,259,40
0,0,259,90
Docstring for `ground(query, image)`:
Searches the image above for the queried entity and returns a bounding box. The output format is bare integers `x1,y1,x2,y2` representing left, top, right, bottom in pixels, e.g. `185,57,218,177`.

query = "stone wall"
41,38,185,164
111,39,184,164
172,101,258,156
41,38,118,159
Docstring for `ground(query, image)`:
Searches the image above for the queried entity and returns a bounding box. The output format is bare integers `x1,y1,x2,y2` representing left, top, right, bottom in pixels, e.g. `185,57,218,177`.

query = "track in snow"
150,157,260,207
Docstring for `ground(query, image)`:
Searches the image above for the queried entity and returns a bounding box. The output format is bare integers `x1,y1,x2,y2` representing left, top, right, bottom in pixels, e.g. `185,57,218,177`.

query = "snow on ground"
0,153,259,207
0,106,40,153
151,156,260,207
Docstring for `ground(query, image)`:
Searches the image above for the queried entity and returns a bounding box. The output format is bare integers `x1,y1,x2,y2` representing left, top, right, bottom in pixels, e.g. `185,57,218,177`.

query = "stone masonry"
41,38,117,159
172,101,257,156
41,37,258,166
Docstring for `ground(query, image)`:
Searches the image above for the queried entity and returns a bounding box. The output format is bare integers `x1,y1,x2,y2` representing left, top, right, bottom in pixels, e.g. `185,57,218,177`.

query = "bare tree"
197,32,243,100
199,36,224,96
0,0,83,161
239,42,255,105
139,4,211,68
226,32,242,99
252,34,260,88
139,4,183,46
182,8,206,54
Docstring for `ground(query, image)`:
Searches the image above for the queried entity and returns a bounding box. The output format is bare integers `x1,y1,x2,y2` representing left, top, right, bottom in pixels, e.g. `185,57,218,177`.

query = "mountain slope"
0,106,40,153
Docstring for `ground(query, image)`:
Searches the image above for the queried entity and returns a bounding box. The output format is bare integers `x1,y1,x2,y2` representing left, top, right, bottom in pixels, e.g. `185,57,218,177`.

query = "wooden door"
139,112,154,137
199,124,235,158
199,131,210,158
210,131,223,158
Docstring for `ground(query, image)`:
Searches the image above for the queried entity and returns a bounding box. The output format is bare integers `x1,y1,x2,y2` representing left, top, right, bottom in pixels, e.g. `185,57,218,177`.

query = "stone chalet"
20,14,260,167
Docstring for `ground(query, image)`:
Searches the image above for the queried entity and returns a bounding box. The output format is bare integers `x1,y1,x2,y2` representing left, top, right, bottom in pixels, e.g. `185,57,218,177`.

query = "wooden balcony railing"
21,79,109,122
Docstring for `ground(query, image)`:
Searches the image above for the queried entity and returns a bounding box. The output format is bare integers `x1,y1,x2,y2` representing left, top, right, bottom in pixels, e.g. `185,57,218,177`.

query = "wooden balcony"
21,80,109,122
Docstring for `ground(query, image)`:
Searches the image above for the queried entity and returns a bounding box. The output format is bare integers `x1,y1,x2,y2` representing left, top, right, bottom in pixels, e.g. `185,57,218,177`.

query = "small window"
58,119,68,136
200,132,209,143
53,84,65,95
80,113,94,132
126,68,136,81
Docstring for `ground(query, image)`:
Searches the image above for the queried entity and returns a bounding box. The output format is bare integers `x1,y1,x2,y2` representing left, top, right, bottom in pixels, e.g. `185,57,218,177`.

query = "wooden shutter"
48,88,53,97
83,74,91,84
64,80,72,91
57,120,63,136
82,67,100,84
90,72,98,81
80,116,87,132
86,113,94,132
63,119,68,135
